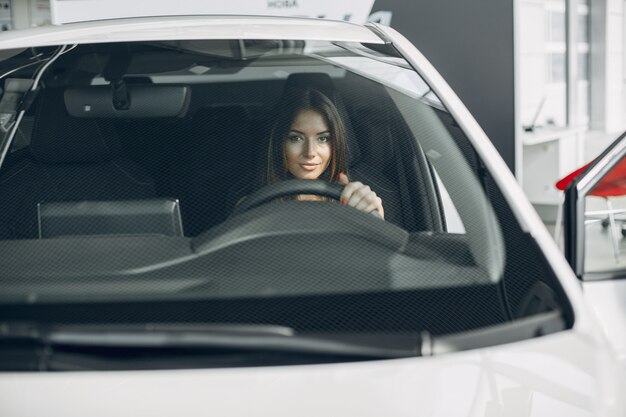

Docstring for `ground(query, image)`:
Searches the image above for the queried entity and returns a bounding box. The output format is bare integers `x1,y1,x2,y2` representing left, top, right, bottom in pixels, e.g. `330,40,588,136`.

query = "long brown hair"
264,88,347,185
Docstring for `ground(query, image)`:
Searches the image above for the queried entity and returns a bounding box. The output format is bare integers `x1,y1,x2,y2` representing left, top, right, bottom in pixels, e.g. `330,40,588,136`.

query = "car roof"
0,15,384,50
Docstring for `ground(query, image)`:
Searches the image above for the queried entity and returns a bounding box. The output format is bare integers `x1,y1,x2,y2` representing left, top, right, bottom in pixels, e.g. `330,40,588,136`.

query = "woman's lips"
299,163,319,171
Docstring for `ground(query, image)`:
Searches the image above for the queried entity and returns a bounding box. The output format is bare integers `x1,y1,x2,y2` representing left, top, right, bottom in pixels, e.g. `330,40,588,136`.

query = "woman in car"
261,87,384,218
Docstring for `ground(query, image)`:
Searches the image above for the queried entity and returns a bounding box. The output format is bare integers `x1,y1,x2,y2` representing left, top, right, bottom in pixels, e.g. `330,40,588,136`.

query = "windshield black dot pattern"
0,42,572,342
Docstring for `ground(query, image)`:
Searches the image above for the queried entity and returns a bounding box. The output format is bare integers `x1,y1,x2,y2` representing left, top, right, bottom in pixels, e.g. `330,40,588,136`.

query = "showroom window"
576,0,590,126
518,0,591,212
519,0,590,130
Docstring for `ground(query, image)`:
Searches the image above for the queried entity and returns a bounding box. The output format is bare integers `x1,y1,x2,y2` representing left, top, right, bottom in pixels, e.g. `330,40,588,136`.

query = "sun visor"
64,85,191,118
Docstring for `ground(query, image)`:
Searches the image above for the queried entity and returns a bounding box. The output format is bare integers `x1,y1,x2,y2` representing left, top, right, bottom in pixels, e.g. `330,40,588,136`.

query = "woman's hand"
338,172,384,219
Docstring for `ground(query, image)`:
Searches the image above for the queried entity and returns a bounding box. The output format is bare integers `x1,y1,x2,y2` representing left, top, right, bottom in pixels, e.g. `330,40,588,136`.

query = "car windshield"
0,36,572,370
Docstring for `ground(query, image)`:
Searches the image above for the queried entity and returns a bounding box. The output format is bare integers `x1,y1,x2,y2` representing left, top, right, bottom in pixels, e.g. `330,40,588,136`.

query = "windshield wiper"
0,313,563,371
0,322,418,370
421,311,565,356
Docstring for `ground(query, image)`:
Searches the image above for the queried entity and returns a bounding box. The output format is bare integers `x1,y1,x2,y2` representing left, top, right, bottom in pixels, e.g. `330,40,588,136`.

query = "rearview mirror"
64,85,191,119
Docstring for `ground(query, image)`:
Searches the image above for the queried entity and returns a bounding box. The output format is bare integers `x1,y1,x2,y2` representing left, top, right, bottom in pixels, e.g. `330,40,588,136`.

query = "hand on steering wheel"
338,172,385,219
231,177,384,219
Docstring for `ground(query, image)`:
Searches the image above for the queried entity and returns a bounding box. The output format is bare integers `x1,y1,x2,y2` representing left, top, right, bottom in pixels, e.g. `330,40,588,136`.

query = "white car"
0,15,624,417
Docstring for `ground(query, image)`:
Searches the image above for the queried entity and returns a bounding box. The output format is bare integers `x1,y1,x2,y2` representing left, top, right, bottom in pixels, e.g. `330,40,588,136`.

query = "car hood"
0,329,623,417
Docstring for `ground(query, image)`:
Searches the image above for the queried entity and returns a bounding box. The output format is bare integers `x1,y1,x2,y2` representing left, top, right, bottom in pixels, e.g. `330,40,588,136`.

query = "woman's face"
283,109,332,180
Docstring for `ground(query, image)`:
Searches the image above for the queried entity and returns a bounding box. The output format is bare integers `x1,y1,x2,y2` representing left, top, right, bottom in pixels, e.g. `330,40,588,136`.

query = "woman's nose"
303,138,317,156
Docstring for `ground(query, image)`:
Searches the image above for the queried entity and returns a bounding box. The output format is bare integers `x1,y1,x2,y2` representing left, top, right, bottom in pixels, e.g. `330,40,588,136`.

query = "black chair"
38,198,184,238
0,88,156,240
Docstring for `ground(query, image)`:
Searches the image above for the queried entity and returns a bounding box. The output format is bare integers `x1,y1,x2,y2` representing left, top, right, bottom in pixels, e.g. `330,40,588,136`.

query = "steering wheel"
231,179,343,217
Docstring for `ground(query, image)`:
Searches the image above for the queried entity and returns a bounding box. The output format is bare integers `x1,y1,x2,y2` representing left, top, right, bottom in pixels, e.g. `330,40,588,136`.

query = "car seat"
0,88,156,239
174,106,255,236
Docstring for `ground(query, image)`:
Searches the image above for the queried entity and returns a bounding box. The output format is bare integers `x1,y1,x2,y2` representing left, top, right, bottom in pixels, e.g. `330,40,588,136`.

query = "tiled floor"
585,219,626,273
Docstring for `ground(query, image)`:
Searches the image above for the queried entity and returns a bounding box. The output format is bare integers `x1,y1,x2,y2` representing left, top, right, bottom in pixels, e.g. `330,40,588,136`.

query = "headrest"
283,73,335,100
30,88,122,164
284,73,361,167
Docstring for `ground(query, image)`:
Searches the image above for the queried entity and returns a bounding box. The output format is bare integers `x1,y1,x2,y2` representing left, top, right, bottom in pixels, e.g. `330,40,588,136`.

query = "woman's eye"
318,136,331,143
287,135,304,143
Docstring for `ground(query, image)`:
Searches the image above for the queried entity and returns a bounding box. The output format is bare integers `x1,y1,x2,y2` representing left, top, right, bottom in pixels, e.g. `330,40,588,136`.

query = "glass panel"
0,38,573,365
548,10,566,43
577,80,590,125
577,13,589,43
577,52,589,81
549,52,566,83
0,39,509,303
584,157,626,273
576,4,590,126
543,51,567,126
519,0,568,129
577,51,590,125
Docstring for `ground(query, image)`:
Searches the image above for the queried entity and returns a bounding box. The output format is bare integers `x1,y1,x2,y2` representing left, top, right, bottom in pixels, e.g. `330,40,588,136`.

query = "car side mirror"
564,131,626,280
